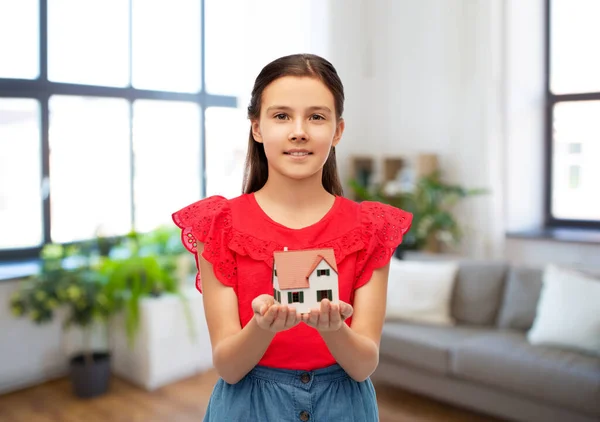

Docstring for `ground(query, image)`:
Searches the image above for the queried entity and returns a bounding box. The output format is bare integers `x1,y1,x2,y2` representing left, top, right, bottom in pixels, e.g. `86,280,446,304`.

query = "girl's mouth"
284,151,312,156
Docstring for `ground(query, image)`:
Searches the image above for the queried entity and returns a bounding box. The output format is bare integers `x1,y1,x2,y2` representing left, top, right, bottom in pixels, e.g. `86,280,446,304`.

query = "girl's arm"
198,246,300,384
314,264,391,382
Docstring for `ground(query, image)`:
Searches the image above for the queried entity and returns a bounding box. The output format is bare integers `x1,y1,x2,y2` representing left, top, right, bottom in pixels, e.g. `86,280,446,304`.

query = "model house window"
277,290,281,303
288,291,304,303
317,269,330,277
546,0,600,227
317,289,332,301
274,268,277,276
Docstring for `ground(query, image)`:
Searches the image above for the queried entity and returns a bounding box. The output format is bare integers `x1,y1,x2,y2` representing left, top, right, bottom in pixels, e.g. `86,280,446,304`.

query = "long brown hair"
242,54,344,196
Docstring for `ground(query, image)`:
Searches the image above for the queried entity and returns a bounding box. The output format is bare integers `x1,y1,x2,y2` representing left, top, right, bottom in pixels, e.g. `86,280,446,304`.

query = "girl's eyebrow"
266,105,332,113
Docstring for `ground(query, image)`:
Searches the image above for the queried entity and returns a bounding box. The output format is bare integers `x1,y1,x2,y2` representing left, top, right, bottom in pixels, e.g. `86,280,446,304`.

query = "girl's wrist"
319,320,349,338
249,314,278,338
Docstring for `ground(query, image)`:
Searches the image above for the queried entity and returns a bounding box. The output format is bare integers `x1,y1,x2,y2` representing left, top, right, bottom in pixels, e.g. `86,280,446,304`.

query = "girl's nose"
289,121,308,142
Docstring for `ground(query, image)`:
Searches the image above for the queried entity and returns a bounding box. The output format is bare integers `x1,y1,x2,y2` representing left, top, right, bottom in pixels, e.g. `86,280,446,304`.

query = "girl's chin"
275,167,323,182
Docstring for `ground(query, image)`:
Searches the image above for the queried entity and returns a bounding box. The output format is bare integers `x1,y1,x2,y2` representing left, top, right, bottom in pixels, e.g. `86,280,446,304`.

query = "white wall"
330,0,506,259
0,281,67,394
504,0,545,232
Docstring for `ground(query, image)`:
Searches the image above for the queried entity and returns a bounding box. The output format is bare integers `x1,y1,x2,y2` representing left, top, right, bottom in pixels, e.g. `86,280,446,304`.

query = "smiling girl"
173,54,412,421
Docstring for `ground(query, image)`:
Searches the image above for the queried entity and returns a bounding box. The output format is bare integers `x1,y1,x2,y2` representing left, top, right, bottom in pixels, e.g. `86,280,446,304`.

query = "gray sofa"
372,259,600,422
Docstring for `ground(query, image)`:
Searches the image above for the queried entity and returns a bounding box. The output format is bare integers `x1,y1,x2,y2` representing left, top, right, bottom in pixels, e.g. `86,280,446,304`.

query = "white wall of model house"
273,260,339,314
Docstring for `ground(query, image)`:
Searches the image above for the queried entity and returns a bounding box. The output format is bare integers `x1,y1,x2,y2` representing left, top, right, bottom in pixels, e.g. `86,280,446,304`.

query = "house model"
272,247,339,315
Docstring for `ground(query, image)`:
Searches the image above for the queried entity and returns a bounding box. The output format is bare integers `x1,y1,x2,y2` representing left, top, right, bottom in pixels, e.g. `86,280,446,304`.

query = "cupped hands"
251,294,302,333
301,299,354,332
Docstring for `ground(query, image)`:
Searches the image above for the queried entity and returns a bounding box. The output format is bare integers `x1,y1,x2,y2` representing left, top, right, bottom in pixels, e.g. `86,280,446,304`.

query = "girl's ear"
251,120,263,143
332,118,345,147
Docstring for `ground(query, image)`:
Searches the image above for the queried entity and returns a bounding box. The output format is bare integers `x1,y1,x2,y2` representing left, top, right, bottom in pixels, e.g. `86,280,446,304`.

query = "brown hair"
242,54,344,196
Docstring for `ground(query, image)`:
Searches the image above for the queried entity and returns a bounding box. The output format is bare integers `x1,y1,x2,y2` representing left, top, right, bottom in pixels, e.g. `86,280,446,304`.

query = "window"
1,0,330,261
317,269,330,277
0,0,237,260
0,99,43,249
288,291,304,304
546,0,600,227
317,290,332,302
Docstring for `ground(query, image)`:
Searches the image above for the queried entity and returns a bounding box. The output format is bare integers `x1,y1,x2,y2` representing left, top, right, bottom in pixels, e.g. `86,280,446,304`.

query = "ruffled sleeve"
355,201,413,288
172,195,237,293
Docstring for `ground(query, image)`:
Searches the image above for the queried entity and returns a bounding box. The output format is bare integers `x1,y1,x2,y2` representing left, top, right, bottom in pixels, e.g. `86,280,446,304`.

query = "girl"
173,53,412,421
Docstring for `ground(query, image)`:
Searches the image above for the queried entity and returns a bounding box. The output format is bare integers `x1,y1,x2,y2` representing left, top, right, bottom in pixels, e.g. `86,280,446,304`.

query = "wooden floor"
0,369,505,422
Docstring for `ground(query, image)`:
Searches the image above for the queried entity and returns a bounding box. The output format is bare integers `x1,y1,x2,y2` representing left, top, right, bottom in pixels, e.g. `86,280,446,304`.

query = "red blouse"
172,193,412,371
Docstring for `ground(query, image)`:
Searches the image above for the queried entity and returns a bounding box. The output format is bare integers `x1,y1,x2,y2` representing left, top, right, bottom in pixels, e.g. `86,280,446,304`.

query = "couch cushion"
527,265,600,356
497,266,543,331
451,331,600,416
380,321,492,375
451,261,509,326
386,259,459,326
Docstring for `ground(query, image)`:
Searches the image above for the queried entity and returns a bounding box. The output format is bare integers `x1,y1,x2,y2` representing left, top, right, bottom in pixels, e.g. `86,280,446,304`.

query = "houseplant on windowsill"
349,170,488,257
9,242,124,398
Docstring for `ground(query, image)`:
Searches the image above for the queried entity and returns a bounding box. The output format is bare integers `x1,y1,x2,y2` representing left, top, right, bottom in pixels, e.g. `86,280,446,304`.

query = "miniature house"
272,247,339,314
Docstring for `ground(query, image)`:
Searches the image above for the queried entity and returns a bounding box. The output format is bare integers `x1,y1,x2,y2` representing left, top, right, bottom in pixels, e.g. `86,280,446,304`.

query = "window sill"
506,227,600,245
0,259,40,282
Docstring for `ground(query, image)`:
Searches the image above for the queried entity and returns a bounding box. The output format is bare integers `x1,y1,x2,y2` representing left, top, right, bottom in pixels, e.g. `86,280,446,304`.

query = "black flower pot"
394,247,405,260
69,352,111,398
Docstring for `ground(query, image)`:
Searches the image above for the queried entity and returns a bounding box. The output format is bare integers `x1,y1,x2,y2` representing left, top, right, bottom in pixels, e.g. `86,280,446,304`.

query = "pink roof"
274,248,337,290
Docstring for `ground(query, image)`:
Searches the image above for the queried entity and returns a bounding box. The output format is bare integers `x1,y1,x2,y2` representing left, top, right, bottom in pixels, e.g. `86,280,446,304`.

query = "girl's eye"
274,113,288,120
311,114,325,121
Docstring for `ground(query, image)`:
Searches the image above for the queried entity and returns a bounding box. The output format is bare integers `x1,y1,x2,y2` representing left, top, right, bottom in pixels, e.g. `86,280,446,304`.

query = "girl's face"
251,76,344,183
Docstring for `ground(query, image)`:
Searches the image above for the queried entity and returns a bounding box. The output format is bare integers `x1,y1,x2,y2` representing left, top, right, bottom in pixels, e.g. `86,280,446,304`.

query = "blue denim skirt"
203,364,379,421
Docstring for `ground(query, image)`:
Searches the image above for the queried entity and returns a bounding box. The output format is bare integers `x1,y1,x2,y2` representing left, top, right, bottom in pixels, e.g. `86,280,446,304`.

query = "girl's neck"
254,171,334,211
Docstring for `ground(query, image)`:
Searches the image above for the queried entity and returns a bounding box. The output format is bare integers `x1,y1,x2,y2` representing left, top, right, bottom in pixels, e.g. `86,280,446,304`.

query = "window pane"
550,0,600,94
205,107,248,198
205,0,329,97
551,101,600,221
204,0,245,96
132,0,201,93
48,0,129,87
0,99,42,249
133,100,200,232
49,96,131,242
0,0,39,79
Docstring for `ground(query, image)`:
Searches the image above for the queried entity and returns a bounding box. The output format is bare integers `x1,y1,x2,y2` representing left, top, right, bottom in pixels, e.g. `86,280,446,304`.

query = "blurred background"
0,1,599,421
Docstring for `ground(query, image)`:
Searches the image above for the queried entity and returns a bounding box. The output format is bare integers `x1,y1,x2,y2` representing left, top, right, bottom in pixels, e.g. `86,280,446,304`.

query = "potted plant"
103,227,203,391
9,242,123,398
349,170,487,256
101,228,194,347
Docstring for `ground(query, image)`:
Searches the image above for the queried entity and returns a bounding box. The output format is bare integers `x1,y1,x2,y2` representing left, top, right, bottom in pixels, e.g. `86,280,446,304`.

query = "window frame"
544,0,600,229
290,291,304,304
317,289,332,302
0,0,237,261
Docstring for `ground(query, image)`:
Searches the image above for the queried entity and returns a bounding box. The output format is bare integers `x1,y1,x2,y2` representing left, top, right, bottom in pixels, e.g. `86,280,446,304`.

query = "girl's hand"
301,299,354,332
251,294,302,333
